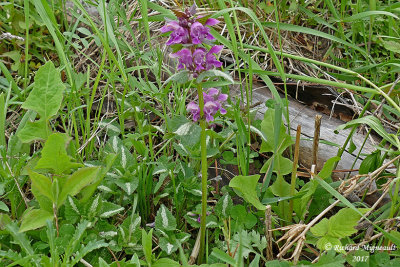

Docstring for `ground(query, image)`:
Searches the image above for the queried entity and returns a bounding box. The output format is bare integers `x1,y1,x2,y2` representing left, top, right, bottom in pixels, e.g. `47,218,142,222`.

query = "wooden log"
229,82,390,206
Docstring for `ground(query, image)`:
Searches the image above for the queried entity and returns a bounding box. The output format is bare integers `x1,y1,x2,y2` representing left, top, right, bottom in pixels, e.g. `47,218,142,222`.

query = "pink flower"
190,22,215,44
186,88,227,122
205,45,223,70
170,48,193,70
161,20,189,45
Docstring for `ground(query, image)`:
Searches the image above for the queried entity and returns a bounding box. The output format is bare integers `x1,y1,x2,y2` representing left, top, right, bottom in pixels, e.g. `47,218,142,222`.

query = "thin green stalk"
0,93,5,148
197,83,208,264
23,0,29,91
389,163,400,218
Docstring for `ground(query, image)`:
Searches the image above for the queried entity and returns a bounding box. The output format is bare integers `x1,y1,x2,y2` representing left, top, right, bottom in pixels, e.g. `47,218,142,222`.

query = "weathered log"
229,82,390,206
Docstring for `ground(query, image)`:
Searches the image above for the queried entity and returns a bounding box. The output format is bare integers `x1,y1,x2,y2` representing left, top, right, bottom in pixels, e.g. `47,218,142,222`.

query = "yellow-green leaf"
19,209,53,232
229,175,266,210
58,167,100,208
21,61,65,120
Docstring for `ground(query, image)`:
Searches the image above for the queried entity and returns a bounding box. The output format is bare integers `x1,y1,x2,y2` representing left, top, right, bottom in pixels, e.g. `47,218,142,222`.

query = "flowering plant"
161,3,231,263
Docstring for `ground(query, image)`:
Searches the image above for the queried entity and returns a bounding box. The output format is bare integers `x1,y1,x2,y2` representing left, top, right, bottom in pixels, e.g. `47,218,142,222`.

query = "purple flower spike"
161,20,189,45
190,22,215,44
171,48,193,70
205,45,223,70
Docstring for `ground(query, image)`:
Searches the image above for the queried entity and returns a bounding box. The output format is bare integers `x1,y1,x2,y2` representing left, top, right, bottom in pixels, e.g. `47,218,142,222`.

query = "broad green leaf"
260,155,293,175
260,109,293,154
159,236,178,255
35,133,82,174
58,167,100,207
328,208,369,238
197,69,234,84
21,61,65,120
311,218,329,236
155,204,177,232
99,201,124,218
17,119,50,143
164,70,189,85
80,153,117,203
19,209,53,232
29,171,53,202
31,184,53,213
270,175,292,197
229,175,266,210
382,40,400,54
316,236,343,253
318,156,341,180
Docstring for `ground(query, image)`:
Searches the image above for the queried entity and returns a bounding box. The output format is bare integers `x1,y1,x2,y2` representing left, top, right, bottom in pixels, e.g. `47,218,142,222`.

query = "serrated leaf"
71,240,108,265
155,204,177,232
58,167,100,207
64,196,81,223
17,119,51,143
21,61,65,120
29,171,53,202
100,201,124,218
229,175,266,210
311,218,329,236
35,133,82,174
316,236,343,253
19,209,53,232
5,222,34,255
328,208,368,238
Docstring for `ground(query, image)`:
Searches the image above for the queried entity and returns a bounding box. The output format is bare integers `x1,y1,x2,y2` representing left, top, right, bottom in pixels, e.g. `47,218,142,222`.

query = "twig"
5,161,29,208
265,205,274,261
312,115,322,168
277,199,340,258
188,231,201,264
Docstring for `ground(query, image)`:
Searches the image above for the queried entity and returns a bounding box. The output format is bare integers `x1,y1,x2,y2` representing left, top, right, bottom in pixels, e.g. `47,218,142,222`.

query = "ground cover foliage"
0,0,400,266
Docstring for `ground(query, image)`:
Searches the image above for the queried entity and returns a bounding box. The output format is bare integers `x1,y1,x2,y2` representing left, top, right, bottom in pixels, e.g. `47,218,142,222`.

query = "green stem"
197,84,208,264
